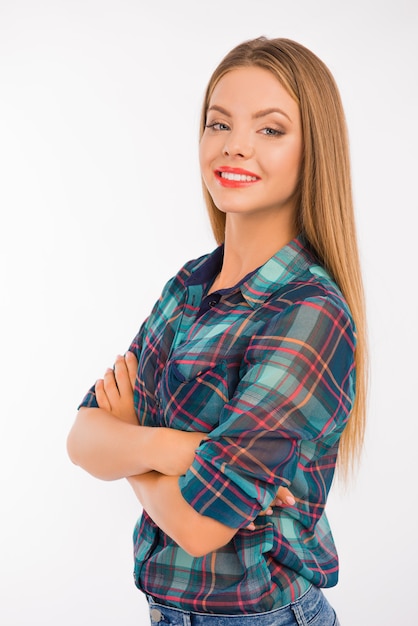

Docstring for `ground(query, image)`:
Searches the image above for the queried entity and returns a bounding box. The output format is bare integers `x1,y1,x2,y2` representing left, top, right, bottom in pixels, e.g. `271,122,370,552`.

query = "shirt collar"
186,235,317,309
186,245,224,287
241,235,316,307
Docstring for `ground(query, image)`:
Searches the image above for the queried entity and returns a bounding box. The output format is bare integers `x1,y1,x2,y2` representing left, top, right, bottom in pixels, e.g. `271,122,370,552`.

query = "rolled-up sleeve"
179,296,356,528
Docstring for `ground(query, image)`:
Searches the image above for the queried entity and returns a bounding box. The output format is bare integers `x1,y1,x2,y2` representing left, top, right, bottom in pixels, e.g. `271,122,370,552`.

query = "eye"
205,122,230,131
260,127,285,137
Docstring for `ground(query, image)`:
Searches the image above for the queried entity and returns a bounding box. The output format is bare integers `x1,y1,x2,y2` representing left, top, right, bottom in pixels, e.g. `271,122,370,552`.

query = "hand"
95,351,138,424
270,485,296,509
246,485,296,530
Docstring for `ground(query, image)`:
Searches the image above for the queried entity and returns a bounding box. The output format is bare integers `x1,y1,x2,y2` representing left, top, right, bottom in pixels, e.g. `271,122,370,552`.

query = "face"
199,66,303,221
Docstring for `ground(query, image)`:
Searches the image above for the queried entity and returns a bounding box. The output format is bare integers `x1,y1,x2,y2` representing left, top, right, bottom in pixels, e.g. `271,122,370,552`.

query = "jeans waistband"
147,584,338,625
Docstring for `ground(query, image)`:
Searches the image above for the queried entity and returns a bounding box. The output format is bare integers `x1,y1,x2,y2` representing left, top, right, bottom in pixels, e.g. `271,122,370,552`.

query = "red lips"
215,166,261,188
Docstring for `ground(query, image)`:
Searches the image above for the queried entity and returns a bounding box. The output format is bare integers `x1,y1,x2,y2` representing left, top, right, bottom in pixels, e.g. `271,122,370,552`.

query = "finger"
113,355,133,397
125,351,138,389
103,367,121,404
275,486,296,507
258,506,274,517
95,378,111,411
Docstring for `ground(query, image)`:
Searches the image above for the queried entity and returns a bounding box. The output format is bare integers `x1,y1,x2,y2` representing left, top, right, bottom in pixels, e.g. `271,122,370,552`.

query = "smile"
219,172,258,182
215,167,261,187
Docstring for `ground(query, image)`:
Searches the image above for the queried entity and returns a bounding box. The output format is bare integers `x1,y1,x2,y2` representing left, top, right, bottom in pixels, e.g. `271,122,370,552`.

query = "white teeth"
220,172,257,182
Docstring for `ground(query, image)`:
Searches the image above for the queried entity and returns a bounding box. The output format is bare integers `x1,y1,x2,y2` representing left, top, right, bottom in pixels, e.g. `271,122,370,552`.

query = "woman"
67,37,367,625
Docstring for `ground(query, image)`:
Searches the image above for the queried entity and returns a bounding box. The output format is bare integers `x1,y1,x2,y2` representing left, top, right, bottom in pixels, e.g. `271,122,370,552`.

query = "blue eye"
205,122,230,131
261,127,284,136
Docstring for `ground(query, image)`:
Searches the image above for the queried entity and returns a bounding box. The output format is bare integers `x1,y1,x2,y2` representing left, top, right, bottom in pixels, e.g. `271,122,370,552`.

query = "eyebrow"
207,105,292,123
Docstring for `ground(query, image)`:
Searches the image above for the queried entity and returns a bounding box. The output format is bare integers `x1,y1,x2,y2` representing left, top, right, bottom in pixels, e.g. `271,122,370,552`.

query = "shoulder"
158,247,220,300
257,266,356,354
177,252,214,281
159,252,213,295
273,262,353,325
144,252,215,326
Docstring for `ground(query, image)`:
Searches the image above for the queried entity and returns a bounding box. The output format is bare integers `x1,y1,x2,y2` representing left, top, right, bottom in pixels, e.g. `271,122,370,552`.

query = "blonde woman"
67,37,367,626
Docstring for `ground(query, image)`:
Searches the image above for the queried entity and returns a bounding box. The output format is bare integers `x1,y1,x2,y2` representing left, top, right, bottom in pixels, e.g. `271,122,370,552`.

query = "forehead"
208,66,298,115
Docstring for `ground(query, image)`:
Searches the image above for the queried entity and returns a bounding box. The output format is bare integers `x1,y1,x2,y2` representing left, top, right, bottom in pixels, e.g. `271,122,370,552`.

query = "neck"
211,209,298,292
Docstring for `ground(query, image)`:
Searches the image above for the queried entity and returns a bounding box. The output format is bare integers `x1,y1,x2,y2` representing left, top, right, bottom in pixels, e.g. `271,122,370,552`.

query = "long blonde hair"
200,37,368,476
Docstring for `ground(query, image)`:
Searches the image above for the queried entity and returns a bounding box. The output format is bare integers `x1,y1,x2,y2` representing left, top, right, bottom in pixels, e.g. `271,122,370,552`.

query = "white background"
1,1,417,624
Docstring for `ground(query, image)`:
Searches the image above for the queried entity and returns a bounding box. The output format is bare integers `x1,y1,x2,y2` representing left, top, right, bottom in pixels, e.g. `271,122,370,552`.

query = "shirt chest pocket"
157,359,229,431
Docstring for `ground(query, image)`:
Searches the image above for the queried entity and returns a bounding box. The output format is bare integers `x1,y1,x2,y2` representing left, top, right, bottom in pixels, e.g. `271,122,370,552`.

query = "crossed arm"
67,352,295,556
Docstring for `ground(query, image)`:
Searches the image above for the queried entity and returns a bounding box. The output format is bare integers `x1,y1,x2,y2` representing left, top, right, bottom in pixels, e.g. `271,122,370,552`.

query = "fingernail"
266,508,273,515
247,523,255,531
275,499,283,506
286,496,296,506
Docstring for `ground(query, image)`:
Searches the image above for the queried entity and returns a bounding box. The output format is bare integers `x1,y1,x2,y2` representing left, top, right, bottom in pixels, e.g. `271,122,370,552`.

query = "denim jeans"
147,585,340,625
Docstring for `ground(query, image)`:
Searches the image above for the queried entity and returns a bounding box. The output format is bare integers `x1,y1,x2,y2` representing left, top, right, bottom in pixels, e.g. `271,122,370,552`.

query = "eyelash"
260,127,285,137
205,122,285,137
205,122,229,131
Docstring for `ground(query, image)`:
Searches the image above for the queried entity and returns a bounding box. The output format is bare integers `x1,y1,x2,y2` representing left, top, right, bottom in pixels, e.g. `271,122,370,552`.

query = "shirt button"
150,607,163,622
208,299,217,308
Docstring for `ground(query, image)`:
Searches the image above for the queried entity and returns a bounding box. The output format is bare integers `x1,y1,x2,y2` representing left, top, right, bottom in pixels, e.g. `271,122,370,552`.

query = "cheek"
281,144,303,183
199,137,218,188
199,138,210,175
288,153,302,183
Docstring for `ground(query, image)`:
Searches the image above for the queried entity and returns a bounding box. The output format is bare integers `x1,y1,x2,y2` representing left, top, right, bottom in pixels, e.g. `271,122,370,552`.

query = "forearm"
67,407,206,481
127,472,237,557
67,407,157,480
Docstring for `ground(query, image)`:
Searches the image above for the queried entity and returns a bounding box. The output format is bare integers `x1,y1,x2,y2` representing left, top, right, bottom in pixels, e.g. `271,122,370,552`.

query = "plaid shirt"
80,236,356,614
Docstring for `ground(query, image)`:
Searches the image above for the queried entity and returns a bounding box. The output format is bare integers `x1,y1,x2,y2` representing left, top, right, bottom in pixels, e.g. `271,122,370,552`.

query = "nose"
222,129,254,159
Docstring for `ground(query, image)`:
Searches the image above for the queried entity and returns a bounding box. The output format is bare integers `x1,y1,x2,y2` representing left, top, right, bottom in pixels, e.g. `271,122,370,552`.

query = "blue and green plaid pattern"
80,236,356,614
